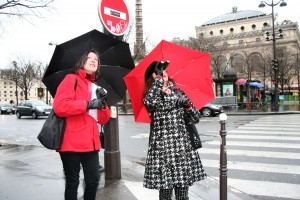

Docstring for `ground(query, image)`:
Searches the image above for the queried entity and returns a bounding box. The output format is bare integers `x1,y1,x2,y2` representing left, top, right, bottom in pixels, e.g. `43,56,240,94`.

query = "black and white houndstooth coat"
143,78,207,190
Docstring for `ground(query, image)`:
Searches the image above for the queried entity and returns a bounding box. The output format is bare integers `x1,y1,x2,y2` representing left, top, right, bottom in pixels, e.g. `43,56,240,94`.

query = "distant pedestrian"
142,61,207,200
53,49,110,200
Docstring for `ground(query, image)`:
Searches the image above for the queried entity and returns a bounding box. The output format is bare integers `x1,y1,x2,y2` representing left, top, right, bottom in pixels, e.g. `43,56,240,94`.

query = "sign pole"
98,0,130,180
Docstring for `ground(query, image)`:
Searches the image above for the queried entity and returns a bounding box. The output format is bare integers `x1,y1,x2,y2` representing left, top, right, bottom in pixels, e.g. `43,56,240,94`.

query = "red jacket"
53,70,110,152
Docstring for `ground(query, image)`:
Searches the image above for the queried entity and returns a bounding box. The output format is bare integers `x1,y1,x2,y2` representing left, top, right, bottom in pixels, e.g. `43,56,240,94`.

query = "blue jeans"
59,151,100,200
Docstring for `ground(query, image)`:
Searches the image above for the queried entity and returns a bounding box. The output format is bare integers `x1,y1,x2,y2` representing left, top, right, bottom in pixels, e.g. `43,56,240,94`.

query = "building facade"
0,69,52,106
195,7,300,97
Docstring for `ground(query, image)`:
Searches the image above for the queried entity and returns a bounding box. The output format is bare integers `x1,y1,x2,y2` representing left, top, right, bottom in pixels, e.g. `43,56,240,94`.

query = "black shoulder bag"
37,78,77,150
184,116,202,149
174,88,202,149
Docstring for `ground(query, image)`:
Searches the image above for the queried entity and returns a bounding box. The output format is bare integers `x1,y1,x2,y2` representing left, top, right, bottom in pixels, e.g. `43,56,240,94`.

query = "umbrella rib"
99,78,123,100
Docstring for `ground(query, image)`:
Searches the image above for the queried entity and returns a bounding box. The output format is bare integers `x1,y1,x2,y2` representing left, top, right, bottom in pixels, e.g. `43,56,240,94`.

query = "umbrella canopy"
249,82,264,88
124,40,215,123
43,29,135,106
235,78,247,85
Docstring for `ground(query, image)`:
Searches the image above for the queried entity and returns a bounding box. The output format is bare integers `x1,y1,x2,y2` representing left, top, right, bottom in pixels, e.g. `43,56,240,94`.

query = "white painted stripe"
244,124,300,128
206,140,300,149
250,121,300,124
237,126,299,131
203,159,300,174
210,176,300,199
227,130,300,135
104,6,127,20
123,180,159,200
227,135,300,140
199,148,300,159
207,130,300,135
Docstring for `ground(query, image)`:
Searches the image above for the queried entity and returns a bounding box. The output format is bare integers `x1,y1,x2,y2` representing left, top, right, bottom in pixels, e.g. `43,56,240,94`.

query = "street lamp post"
13,61,18,106
259,0,287,111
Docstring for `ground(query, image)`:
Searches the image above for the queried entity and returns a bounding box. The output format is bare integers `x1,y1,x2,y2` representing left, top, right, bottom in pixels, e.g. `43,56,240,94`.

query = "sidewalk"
0,144,257,200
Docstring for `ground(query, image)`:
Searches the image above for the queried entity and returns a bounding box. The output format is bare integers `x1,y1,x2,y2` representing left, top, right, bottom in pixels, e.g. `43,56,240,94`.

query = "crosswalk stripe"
227,130,300,135
226,134,300,140
244,123,300,128
200,148,300,160
207,130,300,135
123,180,159,200
203,115,300,200
237,126,299,131
203,159,300,174
210,176,300,199
206,140,300,149
249,121,300,124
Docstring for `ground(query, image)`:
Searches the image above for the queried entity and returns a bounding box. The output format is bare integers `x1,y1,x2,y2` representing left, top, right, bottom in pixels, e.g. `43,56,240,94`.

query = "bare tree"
277,47,298,93
3,57,44,100
0,0,53,18
184,36,229,79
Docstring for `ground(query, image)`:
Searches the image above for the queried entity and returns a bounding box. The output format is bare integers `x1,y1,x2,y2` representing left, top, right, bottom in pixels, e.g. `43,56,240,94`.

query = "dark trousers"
159,187,189,200
60,151,100,200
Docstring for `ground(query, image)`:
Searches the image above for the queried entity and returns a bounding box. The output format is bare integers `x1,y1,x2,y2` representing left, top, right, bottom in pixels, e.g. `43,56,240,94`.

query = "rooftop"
202,7,266,26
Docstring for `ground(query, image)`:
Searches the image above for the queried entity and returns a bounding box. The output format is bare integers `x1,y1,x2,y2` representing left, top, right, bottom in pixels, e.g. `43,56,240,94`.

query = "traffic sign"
98,0,130,36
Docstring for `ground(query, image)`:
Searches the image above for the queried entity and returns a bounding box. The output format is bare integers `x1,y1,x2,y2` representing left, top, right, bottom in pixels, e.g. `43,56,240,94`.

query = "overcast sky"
0,0,298,68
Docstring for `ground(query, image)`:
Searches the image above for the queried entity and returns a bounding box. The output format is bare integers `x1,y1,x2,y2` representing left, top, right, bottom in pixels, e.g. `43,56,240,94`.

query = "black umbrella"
43,29,135,106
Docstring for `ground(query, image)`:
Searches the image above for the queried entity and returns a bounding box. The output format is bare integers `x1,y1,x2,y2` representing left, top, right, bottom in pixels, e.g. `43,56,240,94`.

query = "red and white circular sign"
98,0,130,36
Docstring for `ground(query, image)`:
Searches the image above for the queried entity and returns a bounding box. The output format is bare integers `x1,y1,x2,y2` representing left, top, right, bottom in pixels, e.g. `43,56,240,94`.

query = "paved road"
1,113,300,199
201,114,300,200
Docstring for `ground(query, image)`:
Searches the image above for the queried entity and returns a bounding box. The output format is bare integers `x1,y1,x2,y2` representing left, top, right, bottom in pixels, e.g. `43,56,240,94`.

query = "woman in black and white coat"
142,61,207,200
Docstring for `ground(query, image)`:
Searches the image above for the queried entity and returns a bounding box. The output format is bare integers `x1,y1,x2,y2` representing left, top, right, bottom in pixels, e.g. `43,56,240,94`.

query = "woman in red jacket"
53,49,110,200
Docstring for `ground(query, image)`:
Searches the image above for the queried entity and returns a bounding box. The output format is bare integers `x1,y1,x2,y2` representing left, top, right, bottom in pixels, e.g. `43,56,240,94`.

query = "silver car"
16,100,52,119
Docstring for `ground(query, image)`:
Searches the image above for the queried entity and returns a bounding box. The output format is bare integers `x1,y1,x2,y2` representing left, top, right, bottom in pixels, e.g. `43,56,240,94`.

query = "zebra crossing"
199,114,300,200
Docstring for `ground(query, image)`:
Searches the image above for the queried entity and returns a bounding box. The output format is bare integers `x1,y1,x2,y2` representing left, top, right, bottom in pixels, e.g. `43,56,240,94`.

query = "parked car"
0,103,15,114
16,100,52,119
200,103,224,117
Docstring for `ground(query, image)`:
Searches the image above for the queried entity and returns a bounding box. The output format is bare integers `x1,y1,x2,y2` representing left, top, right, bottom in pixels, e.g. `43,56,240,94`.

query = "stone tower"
134,0,145,60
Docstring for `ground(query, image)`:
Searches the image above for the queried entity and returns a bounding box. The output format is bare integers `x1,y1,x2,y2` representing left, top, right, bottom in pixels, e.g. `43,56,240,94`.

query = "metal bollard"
219,113,228,200
104,105,121,180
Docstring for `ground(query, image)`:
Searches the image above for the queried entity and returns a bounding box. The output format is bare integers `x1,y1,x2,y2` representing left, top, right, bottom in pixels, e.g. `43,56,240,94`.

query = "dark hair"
144,61,158,81
143,73,175,98
74,49,101,78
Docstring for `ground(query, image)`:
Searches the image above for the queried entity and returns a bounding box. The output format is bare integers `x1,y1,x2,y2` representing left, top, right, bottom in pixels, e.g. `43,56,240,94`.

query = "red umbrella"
124,40,215,123
235,78,247,85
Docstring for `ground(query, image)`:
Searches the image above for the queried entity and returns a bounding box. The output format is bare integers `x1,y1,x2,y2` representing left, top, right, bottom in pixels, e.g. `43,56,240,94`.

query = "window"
230,28,234,33
252,24,256,30
241,26,245,31
210,31,213,36
220,29,224,35
263,22,269,27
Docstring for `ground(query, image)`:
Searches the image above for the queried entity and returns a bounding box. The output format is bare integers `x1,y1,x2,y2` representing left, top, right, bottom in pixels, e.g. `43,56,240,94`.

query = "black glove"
154,61,165,76
87,99,105,110
96,87,107,102
175,97,191,109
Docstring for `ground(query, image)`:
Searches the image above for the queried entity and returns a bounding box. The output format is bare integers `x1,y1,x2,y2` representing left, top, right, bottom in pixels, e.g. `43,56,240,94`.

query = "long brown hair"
74,49,101,78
